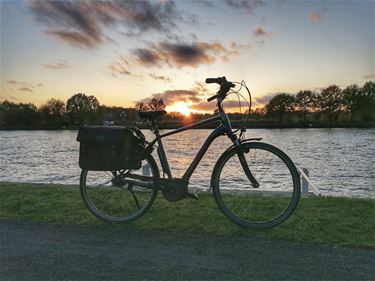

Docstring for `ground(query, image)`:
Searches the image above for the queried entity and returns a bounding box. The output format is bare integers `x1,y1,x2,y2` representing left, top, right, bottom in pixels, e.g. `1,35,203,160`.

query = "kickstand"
186,192,199,200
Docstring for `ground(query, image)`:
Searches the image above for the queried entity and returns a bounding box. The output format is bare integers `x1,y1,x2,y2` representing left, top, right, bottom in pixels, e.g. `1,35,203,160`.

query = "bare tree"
135,98,165,111
148,98,166,110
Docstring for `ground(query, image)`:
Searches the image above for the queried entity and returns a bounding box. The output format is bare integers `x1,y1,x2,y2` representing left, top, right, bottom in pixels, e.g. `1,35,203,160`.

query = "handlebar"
206,77,224,84
206,76,235,102
207,94,218,102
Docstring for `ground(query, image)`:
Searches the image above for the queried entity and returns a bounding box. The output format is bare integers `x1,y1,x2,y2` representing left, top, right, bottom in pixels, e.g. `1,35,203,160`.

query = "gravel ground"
1,220,374,281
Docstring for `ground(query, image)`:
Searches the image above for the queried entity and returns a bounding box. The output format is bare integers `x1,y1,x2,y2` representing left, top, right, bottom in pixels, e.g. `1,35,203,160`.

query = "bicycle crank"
158,178,188,202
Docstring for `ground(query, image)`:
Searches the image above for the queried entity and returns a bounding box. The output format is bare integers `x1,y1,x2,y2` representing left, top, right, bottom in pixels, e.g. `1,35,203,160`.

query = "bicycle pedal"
186,192,199,200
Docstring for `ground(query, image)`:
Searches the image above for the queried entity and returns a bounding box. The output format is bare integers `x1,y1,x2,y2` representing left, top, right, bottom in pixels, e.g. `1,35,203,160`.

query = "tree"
342,84,360,121
358,81,375,121
39,98,66,125
135,102,147,111
134,98,165,111
0,101,40,126
167,111,185,120
265,93,295,123
148,98,165,110
295,90,315,122
316,85,343,122
250,107,266,120
66,93,100,124
0,101,18,126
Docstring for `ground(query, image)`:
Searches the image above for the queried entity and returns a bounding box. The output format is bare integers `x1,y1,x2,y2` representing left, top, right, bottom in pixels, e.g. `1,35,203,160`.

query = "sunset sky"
1,0,374,113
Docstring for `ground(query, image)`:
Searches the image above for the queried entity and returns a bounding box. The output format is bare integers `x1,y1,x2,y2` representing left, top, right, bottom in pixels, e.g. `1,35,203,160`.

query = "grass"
0,182,374,249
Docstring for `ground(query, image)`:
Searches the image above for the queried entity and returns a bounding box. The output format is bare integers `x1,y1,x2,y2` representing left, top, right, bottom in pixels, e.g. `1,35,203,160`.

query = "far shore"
1,121,374,130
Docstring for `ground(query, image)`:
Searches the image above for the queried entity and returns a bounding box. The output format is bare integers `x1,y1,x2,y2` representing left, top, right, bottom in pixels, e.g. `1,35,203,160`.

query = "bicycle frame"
124,101,259,189
146,106,241,182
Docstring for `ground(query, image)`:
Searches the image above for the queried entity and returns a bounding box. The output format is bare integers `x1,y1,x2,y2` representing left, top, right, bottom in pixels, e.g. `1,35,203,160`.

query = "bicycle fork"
232,138,260,188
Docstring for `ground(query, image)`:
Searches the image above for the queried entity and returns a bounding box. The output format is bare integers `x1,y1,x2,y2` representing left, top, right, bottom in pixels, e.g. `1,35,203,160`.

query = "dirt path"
1,220,374,281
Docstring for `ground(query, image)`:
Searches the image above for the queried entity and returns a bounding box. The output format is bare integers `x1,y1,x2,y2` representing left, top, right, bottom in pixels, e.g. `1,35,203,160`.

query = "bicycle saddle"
138,110,167,120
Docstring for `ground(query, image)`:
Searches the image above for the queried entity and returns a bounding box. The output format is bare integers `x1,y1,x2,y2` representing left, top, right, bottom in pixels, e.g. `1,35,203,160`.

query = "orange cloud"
308,12,324,23
139,90,202,106
253,26,272,37
363,73,375,79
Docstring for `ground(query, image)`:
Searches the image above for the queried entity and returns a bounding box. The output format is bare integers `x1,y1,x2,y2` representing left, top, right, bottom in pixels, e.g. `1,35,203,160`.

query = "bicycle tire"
211,142,300,228
80,154,159,223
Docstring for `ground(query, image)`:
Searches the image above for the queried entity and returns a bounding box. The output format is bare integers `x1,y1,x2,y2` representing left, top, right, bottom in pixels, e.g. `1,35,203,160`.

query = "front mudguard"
224,138,262,154
210,138,262,190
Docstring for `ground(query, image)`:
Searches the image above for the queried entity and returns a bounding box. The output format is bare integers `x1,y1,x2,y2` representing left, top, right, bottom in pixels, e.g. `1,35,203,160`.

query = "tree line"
0,93,124,127
263,81,375,124
0,81,374,128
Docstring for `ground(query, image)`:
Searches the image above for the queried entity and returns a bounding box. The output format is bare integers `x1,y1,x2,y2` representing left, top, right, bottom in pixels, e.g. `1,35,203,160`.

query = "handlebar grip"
207,94,218,102
206,77,222,84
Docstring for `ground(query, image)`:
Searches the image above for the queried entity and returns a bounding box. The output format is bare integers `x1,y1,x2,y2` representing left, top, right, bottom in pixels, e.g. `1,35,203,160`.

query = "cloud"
29,1,102,48
0,95,20,102
189,102,216,111
42,59,70,70
308,12,324,23
253,93,277,106
158,42,216,67
363,73,375,79
109,40,242,76
28,0,181,48
18,87,33,92
140,90,203,106
7,80,33,87
253,26,272,37
46,30,101,48
224,0,264,14
6,80,42,92
189,99,244,112
149,74,172,83
108,55,131,76
132,41,239,68
134,48,162,66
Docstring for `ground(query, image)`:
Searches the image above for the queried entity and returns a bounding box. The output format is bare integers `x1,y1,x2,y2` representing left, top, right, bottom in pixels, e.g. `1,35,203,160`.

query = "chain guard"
159,178,188,202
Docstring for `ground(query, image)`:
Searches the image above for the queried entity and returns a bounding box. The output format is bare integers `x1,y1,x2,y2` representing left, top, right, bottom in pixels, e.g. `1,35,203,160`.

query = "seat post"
152,119,172,179
150,118,159,134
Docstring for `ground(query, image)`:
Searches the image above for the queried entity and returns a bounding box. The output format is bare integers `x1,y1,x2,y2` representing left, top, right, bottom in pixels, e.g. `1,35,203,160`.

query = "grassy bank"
0,182,374,249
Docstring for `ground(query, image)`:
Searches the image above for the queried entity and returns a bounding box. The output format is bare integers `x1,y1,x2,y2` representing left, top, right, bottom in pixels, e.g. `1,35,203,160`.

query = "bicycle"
80,77,301,228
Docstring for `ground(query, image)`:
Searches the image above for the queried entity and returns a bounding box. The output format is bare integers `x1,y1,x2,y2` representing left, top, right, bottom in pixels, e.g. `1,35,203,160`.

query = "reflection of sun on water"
166,102,192,117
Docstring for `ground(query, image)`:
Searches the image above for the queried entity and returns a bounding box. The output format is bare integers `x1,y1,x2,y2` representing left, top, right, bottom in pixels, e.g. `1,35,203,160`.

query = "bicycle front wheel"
212,142,300,228
80,155,159,223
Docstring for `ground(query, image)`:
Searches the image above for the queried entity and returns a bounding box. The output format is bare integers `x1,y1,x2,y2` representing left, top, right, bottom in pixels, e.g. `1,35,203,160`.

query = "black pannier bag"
76,126,148,171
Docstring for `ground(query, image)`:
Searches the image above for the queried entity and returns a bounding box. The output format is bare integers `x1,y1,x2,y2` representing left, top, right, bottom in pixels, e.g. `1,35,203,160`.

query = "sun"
166,102,192,117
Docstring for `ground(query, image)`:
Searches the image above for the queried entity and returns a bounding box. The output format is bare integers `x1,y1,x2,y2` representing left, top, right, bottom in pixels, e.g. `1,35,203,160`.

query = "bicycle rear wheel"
80,155,159,222
212,142,300,228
